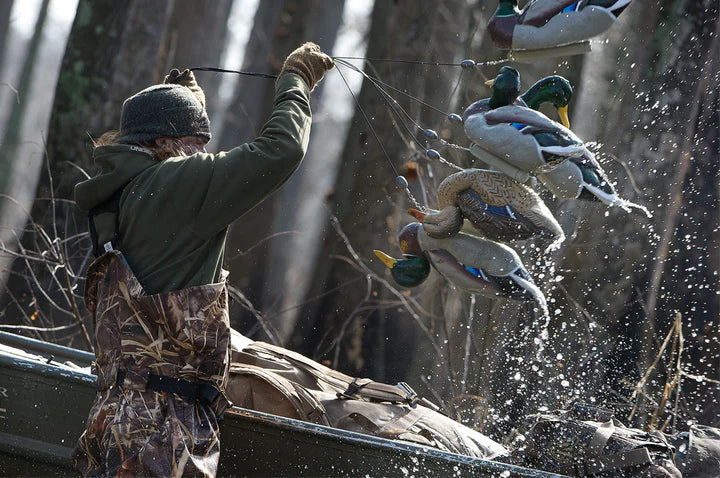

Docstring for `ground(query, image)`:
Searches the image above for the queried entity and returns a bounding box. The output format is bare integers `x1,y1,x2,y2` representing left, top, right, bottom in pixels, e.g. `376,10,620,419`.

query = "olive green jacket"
75,74,311,294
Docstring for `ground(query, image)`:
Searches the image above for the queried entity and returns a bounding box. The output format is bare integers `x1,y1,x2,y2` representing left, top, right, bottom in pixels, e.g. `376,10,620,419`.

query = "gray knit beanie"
118,83,211,144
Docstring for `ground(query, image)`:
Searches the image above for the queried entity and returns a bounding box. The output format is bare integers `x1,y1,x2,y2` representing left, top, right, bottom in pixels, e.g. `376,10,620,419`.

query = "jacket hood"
74,145,158,211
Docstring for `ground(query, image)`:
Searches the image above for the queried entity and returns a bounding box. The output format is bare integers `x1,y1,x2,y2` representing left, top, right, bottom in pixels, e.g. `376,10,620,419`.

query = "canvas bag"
510,403,681,477
226,331,507,459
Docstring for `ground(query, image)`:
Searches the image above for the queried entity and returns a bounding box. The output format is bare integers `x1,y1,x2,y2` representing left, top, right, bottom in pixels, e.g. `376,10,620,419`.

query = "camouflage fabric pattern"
74,251,231,477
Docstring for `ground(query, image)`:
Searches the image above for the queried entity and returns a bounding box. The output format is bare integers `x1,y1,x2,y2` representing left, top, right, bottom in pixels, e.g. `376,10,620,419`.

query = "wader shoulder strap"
88,183,129,257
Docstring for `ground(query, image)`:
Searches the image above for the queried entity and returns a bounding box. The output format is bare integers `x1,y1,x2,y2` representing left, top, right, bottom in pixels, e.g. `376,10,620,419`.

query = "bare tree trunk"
221,0,340,337
30,0,174,223
162,0,233,126
257,0,345,344
0,0,50,196
0,0,14,70
552,0,720,429
291,0,464,380
0,0,175,345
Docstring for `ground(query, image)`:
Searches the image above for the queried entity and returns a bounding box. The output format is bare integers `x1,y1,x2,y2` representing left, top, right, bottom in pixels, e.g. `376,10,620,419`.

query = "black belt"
116,370,221,405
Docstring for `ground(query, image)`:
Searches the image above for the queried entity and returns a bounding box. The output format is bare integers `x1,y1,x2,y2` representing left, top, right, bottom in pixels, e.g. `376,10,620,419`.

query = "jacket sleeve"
189,74,312,237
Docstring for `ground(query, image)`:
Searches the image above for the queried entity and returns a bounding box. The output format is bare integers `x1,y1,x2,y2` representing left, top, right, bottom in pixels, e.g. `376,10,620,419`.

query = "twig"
1,82,20,103
59,247,94,351
649,313,681,430
326,211,444,359
12,231,72,316
227,285,282,346
645,46,712,333
603,151,642,196
332,275,373,368
670,315,684,433
629,313,678,420
227,230,299,260
0,323,78,332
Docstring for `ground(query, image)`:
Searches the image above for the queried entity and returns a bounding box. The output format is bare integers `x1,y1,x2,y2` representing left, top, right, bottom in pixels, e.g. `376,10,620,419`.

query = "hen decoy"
463,67,588,184
410,168,564,244
374,222,547,308
488,0,632,53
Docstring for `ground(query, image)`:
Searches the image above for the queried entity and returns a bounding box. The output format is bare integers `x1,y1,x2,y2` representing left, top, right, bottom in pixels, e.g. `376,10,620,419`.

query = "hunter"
72,43,333,477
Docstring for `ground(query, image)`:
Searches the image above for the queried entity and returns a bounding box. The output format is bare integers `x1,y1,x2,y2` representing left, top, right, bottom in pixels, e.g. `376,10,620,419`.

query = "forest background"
0,0,717,441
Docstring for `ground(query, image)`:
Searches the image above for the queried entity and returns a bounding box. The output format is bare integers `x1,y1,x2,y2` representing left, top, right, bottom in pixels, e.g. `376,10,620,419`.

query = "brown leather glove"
278,42,334,91
164,68,206,109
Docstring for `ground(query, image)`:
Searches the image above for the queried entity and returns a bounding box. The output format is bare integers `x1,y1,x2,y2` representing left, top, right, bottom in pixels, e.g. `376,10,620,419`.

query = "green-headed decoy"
519,75,626,206
374,223,547,308
463,67,589,184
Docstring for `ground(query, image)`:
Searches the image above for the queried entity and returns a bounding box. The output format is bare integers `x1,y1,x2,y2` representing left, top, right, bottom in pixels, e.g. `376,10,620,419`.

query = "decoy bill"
463,67,589,182
374,223,547,309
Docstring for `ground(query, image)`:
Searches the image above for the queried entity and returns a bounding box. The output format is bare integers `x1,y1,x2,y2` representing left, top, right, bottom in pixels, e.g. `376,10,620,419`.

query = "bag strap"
587,420,615,456
377,406,430,435
88,183,130,257
245,342,423,407
230,363,330,426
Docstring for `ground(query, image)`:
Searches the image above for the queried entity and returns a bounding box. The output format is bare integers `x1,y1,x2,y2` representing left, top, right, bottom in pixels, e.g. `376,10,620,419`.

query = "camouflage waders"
74,250,231,477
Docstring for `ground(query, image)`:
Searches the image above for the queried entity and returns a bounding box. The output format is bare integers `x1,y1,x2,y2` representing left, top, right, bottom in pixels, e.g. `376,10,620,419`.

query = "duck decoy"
519,75,573,129
463,67,589,184
519,75,639,208
410,169,564,244
488,0,631,56
374,223,547,308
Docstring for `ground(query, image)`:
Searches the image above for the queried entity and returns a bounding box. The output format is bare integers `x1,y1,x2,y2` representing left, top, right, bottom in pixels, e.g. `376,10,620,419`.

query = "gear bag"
508,403,681,477
668,424,720,477
226,331,507,460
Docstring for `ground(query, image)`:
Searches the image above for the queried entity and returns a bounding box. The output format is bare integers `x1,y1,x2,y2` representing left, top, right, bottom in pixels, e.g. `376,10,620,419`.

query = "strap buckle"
396,381,419,408
337,378,364,399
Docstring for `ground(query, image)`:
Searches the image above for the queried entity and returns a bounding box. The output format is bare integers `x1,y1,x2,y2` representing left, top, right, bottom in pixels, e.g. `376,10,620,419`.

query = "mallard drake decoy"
519,75,573,129
463,67,588,183
410,169,564,244
488,0,631,52
518,75,625,206
374,222,547,308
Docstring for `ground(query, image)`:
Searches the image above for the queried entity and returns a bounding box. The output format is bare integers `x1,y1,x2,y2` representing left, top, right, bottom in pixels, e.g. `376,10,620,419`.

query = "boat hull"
0,332,566,477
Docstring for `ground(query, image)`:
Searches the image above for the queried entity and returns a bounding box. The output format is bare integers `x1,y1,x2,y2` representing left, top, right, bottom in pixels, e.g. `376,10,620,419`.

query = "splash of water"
510,269,549,320
613,196,652,218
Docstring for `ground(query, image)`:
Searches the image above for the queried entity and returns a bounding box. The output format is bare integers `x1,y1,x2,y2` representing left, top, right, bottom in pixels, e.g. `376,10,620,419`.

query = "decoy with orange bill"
374,223,547,308
462,67,588,184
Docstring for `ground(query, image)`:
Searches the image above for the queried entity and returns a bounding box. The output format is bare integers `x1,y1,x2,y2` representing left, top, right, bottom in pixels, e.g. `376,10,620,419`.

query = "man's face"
176,136,208,154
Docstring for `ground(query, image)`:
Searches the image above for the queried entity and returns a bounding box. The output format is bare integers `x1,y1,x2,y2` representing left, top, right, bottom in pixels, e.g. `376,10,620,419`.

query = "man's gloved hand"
164,68,206,109
278,42,334,91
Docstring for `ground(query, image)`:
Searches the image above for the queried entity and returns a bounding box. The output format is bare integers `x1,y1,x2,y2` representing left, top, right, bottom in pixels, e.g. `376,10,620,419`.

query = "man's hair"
95,130,188,162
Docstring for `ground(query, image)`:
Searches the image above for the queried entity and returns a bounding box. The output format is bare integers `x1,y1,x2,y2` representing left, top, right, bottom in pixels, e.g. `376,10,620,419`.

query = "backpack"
226,332,507,460
508,403,681,477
